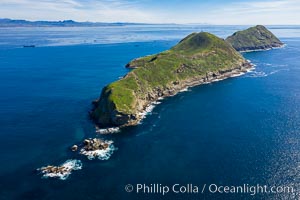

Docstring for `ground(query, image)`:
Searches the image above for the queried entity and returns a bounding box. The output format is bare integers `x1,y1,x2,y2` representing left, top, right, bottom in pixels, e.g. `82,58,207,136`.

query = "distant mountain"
0,18,151,27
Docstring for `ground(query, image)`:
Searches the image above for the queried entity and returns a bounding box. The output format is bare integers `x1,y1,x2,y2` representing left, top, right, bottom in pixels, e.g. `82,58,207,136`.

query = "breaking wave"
138,101,162,120
247,69,289,78
247,71,268,78
96,127,120,134
179,88,191,92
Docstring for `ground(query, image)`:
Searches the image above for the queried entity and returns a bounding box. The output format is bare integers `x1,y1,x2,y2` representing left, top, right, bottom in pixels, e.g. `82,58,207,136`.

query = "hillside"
225,25,284,52
90,32,252,127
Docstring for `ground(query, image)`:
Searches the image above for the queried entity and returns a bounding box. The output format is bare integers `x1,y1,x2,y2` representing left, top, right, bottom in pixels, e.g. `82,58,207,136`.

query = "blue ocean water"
0,25,299,200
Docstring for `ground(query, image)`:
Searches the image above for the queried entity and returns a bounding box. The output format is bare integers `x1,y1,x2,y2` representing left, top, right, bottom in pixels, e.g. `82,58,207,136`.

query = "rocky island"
90,32,253,127
78,138,116,160
226,25,284,52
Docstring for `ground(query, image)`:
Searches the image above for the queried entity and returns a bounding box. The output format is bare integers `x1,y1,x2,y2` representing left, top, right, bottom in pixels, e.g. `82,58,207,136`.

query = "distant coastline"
0,18,177,27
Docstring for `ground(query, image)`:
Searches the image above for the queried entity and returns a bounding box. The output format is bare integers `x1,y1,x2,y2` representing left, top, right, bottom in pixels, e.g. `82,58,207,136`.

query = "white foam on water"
247,68,289,78
277,64,288,67
138,102,158,118
247,71,268,78
37,159,82,180
241,45,285,53
80,140,116,160
269,68,290,75
152,101,162,105
179,88,189,92
247,67,255,72
230,72,246,78
240,48,271,53
211,77,226,82
137,100,164,124
274,44,287,49
96,127,120,134
145,104,155,113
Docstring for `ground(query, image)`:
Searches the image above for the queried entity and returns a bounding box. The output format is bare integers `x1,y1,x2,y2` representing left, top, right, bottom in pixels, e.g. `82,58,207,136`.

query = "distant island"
0,18,156,27
226,25,284,52
90,25,283,128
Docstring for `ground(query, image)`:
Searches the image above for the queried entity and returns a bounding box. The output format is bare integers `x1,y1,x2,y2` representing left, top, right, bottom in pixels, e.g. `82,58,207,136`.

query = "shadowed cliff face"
225,25,284,52
91,32,251,128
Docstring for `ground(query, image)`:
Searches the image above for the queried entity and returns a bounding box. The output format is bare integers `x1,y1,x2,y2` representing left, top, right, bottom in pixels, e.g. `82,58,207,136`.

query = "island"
225,25,284,52
90,32,252,127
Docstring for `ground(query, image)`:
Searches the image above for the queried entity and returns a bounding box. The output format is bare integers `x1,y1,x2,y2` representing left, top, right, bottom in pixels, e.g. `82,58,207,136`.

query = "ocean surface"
0,25,299,200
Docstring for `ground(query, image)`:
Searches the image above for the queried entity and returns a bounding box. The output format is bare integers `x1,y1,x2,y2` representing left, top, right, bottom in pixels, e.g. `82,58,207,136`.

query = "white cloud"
207,0,300,24
163,0,300,24
223,0,300,14
0,0,158,22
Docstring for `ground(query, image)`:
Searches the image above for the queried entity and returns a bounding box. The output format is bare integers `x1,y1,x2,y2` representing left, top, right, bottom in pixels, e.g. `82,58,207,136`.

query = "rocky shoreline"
91,61,253,128
239,44,285,53
133,61,253,126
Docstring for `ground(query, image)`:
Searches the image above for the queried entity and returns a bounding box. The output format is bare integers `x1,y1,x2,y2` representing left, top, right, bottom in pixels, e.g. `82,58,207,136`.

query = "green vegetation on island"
90,32,251,127
226,25,284,52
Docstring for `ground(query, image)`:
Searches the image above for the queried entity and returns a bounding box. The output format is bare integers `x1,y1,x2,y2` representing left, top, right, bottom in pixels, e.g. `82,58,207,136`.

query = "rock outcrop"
79,138,116,160
39,165,69,174
226,25,284,52
82,138,110,151
37,159,82,180
71,145,78,152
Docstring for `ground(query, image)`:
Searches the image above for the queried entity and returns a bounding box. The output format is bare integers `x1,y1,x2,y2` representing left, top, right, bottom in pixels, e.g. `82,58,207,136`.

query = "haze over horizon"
0,0,300,25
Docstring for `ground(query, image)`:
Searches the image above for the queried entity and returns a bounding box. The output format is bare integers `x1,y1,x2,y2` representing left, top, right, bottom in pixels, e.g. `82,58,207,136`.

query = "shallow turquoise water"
0,26,299,199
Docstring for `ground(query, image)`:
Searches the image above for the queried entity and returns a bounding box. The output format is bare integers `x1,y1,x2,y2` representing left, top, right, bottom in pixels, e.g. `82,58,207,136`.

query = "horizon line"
1,18,300,26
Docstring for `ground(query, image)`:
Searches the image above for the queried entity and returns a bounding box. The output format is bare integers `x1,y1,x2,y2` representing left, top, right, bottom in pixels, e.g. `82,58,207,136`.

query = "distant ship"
23,45,35,48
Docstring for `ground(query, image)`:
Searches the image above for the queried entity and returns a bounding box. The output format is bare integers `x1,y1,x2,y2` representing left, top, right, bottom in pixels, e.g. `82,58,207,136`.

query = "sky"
0,0,299,24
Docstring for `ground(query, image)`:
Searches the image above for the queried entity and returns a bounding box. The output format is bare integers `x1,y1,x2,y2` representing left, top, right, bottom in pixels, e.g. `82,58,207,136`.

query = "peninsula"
90,32,252,127
226,25,284,52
